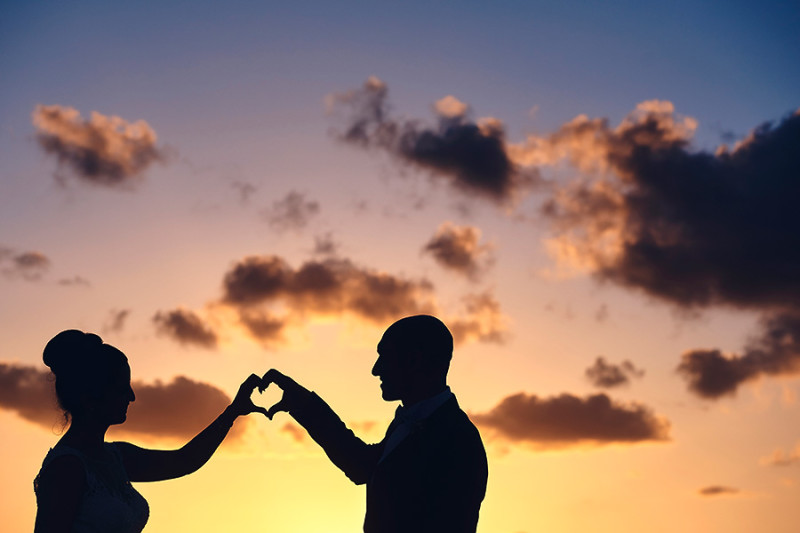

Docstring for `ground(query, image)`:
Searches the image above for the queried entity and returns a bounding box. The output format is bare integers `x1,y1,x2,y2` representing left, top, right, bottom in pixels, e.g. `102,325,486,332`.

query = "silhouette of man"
261,315,488,533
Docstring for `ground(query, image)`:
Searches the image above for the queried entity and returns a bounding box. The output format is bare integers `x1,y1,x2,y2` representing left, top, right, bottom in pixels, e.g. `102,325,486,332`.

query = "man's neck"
400,385,449,408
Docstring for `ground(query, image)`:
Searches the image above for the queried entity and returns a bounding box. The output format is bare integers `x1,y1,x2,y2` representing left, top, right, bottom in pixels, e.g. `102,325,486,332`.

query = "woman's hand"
259,369,312,419
229,374,270,418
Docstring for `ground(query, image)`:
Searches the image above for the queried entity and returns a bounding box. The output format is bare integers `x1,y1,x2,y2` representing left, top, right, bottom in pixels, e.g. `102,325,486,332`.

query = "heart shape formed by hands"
249,381,282,417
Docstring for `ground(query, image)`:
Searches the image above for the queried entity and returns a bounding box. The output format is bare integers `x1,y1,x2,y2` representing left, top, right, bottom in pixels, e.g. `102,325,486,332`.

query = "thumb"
266,398,291,420
251,405,270,418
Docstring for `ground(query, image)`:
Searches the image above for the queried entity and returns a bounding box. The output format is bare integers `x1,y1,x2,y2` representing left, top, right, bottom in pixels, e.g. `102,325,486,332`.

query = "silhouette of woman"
33,329,267,533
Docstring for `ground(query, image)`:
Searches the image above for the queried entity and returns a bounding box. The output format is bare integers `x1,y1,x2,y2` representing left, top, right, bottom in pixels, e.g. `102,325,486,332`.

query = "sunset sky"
2,2,799,532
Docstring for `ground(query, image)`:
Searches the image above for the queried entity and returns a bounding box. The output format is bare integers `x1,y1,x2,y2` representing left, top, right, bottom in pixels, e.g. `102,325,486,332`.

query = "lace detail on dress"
35,442,149,533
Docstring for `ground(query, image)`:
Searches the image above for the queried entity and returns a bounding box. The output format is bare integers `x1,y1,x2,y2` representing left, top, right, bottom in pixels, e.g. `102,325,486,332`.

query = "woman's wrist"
222,404,239,424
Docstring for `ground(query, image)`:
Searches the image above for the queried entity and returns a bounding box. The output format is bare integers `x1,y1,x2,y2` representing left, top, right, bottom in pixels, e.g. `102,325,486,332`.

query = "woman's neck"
59,418,109,458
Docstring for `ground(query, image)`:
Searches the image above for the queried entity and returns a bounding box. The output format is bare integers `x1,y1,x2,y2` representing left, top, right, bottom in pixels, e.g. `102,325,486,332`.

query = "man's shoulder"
426,397,485,446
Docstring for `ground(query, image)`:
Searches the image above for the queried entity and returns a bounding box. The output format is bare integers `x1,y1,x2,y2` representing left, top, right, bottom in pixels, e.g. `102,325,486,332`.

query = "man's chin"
380,388,400,402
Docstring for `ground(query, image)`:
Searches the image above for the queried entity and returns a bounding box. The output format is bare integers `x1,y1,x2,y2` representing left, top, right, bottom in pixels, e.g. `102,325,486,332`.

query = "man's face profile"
372,337,414,402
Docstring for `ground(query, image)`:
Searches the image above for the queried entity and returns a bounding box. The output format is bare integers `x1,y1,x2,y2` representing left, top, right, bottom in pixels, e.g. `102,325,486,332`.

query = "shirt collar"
395,387,453,425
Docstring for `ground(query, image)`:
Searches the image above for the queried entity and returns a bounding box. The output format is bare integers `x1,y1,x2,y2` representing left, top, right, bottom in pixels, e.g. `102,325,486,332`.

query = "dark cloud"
153,308,218,349
32,104,168,188
520,103,800,398
422,222,494,281
677,310,800,399
261,191,320,232
698,486,739,497
327,77,534,202
112,376,246,441
221,254,436,324
0,362,245,442
154,248,508,348
0,363,60,428
237,310,287,345
533,105,800,310
585,356,645,388
471,391,670,449
0,248,50,281
104,309,131,334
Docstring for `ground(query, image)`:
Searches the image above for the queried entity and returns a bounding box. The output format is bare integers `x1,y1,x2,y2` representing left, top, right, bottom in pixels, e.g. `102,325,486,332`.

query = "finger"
260,368,294,393
240,374,262,393
266,398,290,420
251,405,270,418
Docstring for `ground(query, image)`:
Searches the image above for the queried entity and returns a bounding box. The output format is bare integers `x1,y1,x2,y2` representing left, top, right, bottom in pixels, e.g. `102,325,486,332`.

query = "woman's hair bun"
43,329,104,374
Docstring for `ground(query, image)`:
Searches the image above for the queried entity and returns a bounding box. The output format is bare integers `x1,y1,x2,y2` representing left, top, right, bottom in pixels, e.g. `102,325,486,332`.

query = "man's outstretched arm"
261,369,382,484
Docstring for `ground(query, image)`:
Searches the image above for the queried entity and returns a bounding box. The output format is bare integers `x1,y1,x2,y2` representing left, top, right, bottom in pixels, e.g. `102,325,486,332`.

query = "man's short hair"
380,315,454,368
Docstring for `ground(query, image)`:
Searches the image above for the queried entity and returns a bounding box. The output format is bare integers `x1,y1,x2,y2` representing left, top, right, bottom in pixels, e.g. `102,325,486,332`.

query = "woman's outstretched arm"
117,374,267,482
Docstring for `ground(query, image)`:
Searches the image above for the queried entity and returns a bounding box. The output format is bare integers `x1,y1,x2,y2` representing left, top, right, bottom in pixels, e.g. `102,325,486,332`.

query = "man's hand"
260,369,311,419
230,374,270,418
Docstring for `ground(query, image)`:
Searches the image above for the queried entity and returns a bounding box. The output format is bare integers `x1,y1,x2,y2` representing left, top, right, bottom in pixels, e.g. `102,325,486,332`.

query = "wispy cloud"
261,191,320,232
0,248,50,281
422,222,494,281
32,104,168,188
760,442,800,467
585,356,645,388
698,485,739,497
104,309,132,334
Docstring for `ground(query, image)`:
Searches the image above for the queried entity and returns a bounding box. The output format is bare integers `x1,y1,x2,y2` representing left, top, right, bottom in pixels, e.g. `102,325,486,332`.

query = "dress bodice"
34,442,149,533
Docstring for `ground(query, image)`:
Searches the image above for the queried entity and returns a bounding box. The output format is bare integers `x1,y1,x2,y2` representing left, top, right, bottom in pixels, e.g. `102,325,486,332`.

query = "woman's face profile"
94,361,135,426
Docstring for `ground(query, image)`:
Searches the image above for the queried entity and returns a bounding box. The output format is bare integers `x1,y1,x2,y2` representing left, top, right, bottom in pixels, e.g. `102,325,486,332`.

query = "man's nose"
371,357,381,376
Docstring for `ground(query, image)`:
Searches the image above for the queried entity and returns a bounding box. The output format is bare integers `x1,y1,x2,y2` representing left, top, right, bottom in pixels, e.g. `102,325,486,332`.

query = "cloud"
698,486,739,497
0,363,60,428
677,310,800,399
0,362,245,442
0,248,50,281
58,275,91,288
221,254,436,324
113,376,246,441
518,103,800,397
471,391,669,449
155,247,509,348
280,422,308,443
530,105,800,310
231,181,257,204
236,310,287,345
153,308,219,349
327,77,535,203
261,191,320,232
32,104,167,188
104,309,131,334
311,233,340,256
449,291,509,345
422,222,494,280
760,442,800,467
585,356,645,388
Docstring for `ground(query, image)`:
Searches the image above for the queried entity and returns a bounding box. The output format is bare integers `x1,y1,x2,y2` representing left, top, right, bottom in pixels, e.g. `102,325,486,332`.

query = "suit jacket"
291,393,488,533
